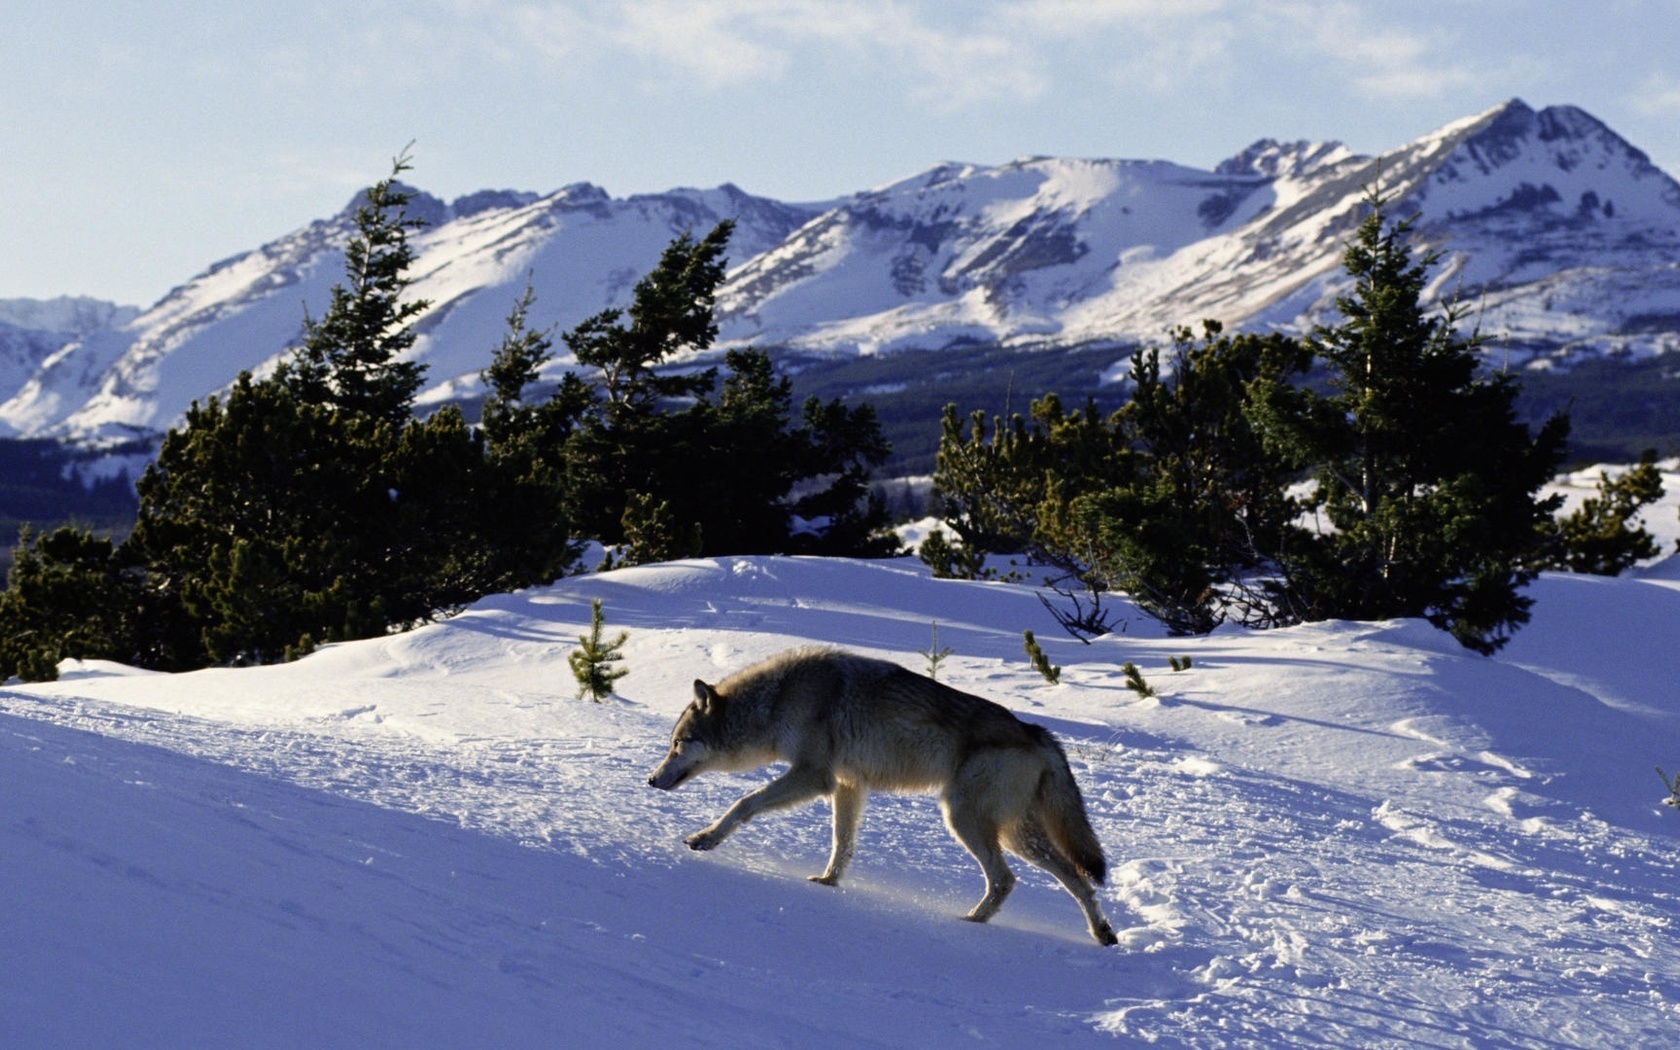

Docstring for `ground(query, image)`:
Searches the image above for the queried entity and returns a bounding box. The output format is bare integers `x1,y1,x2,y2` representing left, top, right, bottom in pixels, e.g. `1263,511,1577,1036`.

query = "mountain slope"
5,99,1678,446
721,99,1680,360
0,184,820,443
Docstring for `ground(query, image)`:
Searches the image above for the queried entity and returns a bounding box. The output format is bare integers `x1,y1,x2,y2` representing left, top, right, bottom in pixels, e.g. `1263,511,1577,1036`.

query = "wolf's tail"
1033,731,1108,885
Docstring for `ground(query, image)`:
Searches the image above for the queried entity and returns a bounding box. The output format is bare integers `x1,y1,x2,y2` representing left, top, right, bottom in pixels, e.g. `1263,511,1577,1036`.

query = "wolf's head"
647,680,728,790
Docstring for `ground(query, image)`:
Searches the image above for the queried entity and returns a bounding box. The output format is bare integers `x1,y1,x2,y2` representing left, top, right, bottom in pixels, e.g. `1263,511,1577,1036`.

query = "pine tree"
920,621,955,679
127,376,395,665
569,598,629,701
123,153,498,667
274,148,430,425
617,492,699,567
1022,629,1061,684
0,526,145,681
1548,450,1665,575
557,222,892,559
1067,323,1312,634
478,280,588,585
1120,661,1155,698
1267,184,1569,653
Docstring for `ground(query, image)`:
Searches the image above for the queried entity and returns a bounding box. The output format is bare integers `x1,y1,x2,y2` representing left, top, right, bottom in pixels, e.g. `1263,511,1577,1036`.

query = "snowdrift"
3,555,1678,1047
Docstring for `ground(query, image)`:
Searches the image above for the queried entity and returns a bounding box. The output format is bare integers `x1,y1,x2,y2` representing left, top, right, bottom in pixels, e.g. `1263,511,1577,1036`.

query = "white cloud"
1631,71,1680,116
1257,1,1479,100
477,0,1490,114
1007,0,1230,34
609,0,792,86
494,0,1046,109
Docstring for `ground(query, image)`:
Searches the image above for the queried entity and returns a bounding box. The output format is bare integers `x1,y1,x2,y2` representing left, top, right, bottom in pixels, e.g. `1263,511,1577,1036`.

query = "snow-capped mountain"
721,99,1680,360
5,99,1678,446
0,184,821,444
0,298,142,417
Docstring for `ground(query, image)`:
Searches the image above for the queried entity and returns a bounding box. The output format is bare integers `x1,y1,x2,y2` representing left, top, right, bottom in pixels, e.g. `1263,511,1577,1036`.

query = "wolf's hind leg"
686,764,834,851
943,799,1015,923
1004,819,1119,946
811,782,865,885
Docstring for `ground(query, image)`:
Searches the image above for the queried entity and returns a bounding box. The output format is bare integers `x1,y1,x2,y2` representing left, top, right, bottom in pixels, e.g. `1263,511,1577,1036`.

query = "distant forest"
0,439,139,564
2,338,1677,570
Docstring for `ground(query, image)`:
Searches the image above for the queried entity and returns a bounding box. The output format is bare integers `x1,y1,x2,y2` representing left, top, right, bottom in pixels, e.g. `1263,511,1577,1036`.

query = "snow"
4,549,1678,1047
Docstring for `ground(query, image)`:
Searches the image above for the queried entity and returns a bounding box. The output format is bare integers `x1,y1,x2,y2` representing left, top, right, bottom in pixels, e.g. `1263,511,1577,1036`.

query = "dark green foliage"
1022,629,1060,684
932,325,1310,635
568,597,628,701
931,183,1569,654
933,393,1127,566
117,152,539,668
272,149,429,426
0,526,145,681
1169,655,1192,672
1546,450,1665,575
616,492,700,567
127,376,387,666
548,221,893,560
1067,323,1313,634
478,281,590,585
917,527,986,580
1263,187,1569,653
1120,661,1154,698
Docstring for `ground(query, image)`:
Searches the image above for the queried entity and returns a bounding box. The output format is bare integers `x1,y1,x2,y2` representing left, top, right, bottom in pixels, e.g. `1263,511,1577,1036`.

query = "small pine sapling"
1658,766,1680,809
1169,655,1193,672
1121,661,1155,698
1022,629,1061,684
920,621,955,680
569,598,629,701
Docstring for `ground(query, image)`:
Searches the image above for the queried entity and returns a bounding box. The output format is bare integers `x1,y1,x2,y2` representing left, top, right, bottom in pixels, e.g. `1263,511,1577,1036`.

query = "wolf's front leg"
686,764,834,851
810,782,865,885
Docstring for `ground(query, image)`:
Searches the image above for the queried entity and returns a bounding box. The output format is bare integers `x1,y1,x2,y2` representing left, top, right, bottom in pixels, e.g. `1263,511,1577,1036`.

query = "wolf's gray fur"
647,648,1118,945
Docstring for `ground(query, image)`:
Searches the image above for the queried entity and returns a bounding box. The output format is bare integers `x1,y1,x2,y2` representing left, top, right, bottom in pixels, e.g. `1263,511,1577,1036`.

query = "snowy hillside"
5,99,1679,447
4,542,1678,1045
0,298,141,414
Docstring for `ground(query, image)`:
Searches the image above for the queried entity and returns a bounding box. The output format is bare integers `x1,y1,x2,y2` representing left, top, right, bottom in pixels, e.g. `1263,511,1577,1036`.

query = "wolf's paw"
1093,923,1120,947
807,873,840,886
685,829,722,851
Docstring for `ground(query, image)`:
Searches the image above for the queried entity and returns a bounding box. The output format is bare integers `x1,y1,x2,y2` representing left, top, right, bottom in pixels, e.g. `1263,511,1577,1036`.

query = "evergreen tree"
126,376,396,665
0,526,145,681
273,148,430,425
930,185,1567,654
1266,185,1569,653
1067,323,1312,633
478,281,589,585
552,221,892,559
569,598,628,701
1547,450,1665,575
931,393,1129,573
930,324,1308,634
1021,629,1060,684
124,152,496,666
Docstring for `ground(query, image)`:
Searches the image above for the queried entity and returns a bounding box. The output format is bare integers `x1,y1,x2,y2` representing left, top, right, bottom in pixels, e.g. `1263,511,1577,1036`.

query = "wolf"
647,647,1119,945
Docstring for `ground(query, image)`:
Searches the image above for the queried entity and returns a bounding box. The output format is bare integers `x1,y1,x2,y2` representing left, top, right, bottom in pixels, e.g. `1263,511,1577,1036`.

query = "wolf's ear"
693,680,721,713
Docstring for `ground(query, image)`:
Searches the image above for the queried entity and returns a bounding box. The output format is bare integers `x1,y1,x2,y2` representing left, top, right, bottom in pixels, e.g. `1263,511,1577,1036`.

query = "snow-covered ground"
4,535,1679,1045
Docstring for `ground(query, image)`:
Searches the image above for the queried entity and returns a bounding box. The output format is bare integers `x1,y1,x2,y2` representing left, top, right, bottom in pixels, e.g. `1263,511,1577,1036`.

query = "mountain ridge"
5,98,1678,448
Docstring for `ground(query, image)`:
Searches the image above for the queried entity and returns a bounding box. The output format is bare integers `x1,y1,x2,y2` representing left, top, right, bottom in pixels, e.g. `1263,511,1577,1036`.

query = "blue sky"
7,0,1679,307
